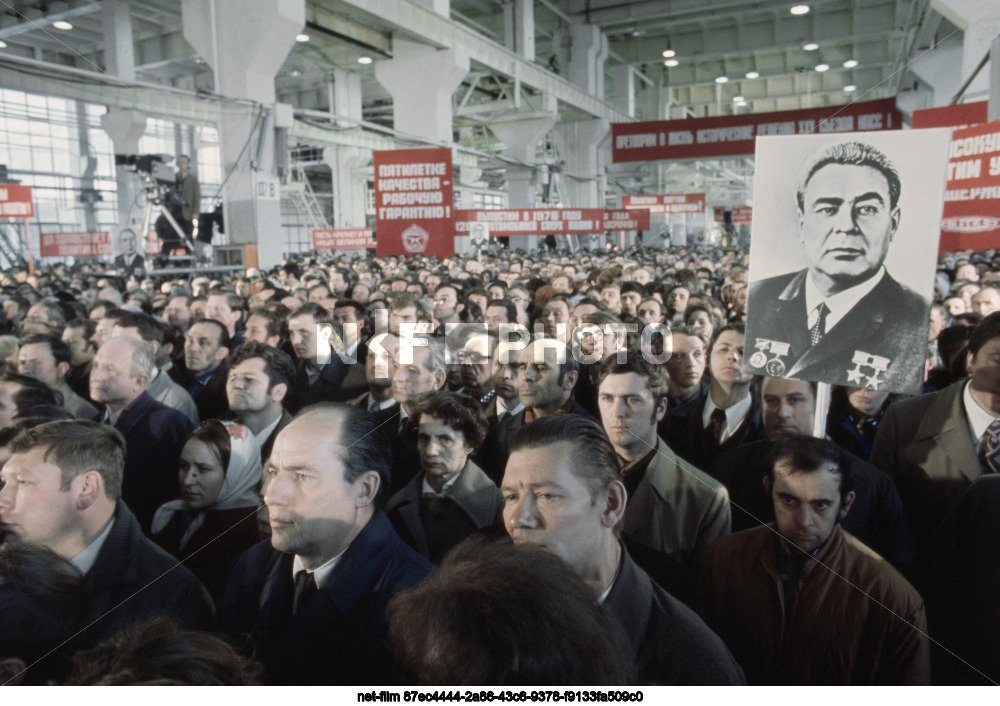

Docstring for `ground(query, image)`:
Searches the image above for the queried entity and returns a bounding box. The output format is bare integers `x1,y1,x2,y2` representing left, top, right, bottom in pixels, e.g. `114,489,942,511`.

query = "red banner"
622,194,705,214
911,102,988,130
0,184,34,218
313,228,376,249
937,121,1000,253
40,231,111,257
374,148,454,258
604,209,650,230
455,208,605,236
612,99,901,162
713,206,753,224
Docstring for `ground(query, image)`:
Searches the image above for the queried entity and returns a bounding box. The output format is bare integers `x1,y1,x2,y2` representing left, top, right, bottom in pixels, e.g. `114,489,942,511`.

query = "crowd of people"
0,240,997,686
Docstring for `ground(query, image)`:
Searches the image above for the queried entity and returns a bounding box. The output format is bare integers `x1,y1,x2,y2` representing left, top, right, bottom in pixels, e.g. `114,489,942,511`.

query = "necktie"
708,407,727,446
293,570,317,615
809,303,829,347
981,419,1000,474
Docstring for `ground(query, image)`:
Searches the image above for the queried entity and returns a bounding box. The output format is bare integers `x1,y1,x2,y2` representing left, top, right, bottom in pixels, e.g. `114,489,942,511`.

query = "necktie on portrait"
293,570,317,615
808,302,829,347
980,418,1000,474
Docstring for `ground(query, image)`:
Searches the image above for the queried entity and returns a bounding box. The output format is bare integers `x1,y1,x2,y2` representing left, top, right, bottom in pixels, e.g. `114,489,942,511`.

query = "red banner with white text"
911,102,988,130
604,209,651,230
312,228,376,250
455,208,605,236
40,231,112,257
374,148,454,258
622,193,705,214
938,121,1000,253
613,98,901,162
713,206,753,225
0,184,34,218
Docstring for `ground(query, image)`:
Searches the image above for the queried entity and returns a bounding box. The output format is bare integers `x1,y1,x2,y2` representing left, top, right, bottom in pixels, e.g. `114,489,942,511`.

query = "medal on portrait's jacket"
846,351,891,390
751,338,790,376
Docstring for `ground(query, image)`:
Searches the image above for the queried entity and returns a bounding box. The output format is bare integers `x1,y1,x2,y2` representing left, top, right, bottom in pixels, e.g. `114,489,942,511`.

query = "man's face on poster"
120,230,137,258
798,163,899,285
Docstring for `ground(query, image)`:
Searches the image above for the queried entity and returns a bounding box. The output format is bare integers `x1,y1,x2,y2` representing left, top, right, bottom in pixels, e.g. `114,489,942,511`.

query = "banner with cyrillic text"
312,228,376,250
0,184,34,218
622,194,705,214
604,209,651,230
454,209,605,236
938,121,1000,253
911,101,988,130
713,206,753,225
612,98,901,162
40,231,111,257
374,148,454,258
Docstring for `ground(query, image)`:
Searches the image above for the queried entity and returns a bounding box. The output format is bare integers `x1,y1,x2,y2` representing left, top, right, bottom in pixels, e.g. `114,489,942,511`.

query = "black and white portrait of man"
112,226,146,280
745,130,951,394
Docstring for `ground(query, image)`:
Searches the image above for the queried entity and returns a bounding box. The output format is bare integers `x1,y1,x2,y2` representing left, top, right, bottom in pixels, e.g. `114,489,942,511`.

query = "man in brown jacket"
700,435,930,685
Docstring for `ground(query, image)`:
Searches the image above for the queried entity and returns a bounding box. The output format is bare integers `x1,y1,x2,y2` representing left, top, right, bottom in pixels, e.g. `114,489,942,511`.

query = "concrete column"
183,0,304,268
75,102,98,235
566,21,608,100
101,109,147,228
375,38,469,144
896,40,963,113
934,0,1000,102
321,146,368,258
612,64,634,117
100,0,146,229
503,0,535,62
329,68,362,128
991,35,1000,122
551,119,610,209
488,97,558,251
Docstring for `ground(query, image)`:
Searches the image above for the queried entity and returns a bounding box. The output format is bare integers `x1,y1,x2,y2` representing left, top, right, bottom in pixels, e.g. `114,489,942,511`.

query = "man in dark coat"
0,421,213,643
182,319,230,421
501,415,744,685
217,404,430,685
90,336,194,532
745,140,930,394
285,304,351,413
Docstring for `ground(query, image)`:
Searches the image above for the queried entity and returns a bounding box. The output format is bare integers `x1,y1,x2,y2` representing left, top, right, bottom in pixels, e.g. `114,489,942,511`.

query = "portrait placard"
744,129,951,395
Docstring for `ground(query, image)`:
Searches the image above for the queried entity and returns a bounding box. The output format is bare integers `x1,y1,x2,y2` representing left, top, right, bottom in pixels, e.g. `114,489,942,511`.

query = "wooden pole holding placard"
813,382,831,439
23,218,33,273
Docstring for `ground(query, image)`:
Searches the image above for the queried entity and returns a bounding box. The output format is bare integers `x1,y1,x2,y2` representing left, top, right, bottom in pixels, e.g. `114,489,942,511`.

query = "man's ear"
0,657,27,685
270,382,288,404
601,480,628,528
215,346,230,366
797,208,805,243
762,475,772,497
655,396,668,423
355,470,380,508
889,206,901,240
432,370,447,390
562,369,579,390
57,361,71,380
74,469,104,510
838,490,856,520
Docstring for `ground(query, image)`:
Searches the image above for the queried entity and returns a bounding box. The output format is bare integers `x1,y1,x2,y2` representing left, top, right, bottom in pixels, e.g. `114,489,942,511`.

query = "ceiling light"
803,42,819,51
357,56,373,65
843,59,858,68
746,71,760,79
0,40,6,49
790,5,810,15
289,69,302,77
295,33,310,42
815,63,830,72
662,48,676,59
664,59,679,67
733,96,746,102
844,84,857,92
715,76,729,83
52,20,73,30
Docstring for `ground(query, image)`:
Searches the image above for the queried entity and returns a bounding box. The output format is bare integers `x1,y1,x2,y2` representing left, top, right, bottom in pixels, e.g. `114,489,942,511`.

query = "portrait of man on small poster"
745,130,950,395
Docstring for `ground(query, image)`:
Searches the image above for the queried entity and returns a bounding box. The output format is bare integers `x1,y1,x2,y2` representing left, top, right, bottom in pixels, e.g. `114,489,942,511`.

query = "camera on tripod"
115,154,182,207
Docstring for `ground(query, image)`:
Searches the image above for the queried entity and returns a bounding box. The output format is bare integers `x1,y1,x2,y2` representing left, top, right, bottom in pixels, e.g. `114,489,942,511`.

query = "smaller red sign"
455,209,605,236
40,231,111,258
622,194,705,215
0,185,34,218
938,120,1000,253
603,209,650,230
713,206,753,225
911,102,988,130
313,228,376,250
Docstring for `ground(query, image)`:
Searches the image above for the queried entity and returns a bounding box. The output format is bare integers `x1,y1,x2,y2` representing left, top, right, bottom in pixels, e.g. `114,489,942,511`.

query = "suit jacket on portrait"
746,269,929,394
869,380,983,549
216,512,430,685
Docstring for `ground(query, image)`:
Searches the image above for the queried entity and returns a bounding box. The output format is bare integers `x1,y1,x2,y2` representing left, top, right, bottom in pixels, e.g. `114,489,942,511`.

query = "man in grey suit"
746,141,930,394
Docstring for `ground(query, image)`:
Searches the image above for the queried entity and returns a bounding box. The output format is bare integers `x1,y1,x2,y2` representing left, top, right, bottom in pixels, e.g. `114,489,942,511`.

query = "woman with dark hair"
152,420,262,598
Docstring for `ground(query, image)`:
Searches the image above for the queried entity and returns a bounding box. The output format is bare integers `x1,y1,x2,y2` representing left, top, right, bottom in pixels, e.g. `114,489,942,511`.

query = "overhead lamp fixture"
746,71,760,79
289,69,302,77
733,96,746,102
815,63,830,72
803,42,819,51
790,5,810,15
52,20,73,30
715,76,729,83
357,56,373,65
664,59,679,67
844,84,857,92
843,59,858,68
0,40,6,48
662,47,676,59
295,33,310,42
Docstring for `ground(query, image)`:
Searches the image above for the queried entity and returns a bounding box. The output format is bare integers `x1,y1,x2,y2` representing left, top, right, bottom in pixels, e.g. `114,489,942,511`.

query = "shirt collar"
805,267,886,332
963,379,999,452
255,412,283,447
421,467,463,498
703,392,753,443
496,398,524,419
292,545,348,589
70,516,115,575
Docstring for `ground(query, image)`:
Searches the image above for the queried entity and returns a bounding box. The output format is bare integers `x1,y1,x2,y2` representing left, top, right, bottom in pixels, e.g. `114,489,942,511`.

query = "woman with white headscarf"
152,420,263,598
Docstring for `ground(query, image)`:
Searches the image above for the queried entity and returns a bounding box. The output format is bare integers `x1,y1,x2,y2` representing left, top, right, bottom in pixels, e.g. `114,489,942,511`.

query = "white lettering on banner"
757,121,796,136
377,206,447,219
377,163,447,177
696,125,755,143
378,177,442,191
950,132,1000,158
615,133,658,149
947,159,982,181
944,186,1000,201
0,202,31,216
380,191,444,205
669,131,694,145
